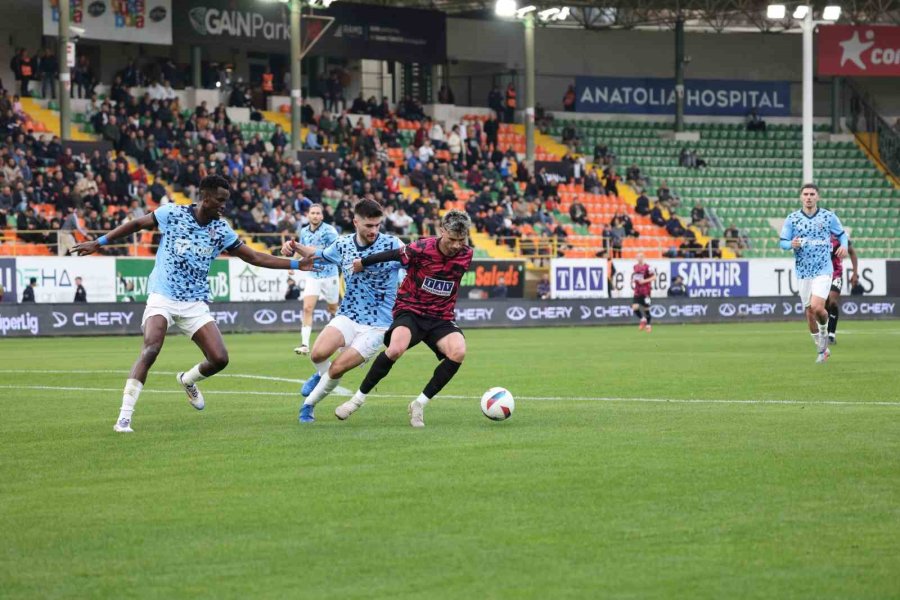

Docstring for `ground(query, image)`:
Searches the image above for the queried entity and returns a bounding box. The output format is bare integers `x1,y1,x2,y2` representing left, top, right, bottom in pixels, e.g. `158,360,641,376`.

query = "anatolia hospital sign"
818,25,900,76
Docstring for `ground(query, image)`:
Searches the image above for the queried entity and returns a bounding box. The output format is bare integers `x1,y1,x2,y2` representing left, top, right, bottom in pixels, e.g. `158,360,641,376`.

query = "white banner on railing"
550,258,608,299
228,261,295,302
16,257,117,303
747,259,887,296
551,258,888,299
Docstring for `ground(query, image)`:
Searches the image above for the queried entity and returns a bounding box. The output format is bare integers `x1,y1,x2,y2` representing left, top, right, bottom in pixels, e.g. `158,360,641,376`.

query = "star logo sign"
839,30,875,69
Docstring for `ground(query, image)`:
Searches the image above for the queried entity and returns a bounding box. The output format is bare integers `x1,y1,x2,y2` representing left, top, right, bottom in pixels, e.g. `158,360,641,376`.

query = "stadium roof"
348,0,900,31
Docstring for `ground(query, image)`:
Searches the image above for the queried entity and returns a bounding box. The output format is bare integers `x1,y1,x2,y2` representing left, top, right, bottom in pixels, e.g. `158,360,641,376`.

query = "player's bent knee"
385,345,407,360
209,351,229,371
446,347,466,363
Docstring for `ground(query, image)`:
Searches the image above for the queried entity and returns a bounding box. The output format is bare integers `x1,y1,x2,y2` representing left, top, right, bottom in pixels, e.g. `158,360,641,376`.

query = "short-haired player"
292,203,339,355
336,210,474,428
632,253,656,333
281,199,403,423
779,183,848,363
71,176,316,433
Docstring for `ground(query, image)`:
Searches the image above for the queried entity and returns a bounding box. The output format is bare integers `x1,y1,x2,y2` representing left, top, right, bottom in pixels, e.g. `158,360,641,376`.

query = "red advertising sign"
818,25,900,76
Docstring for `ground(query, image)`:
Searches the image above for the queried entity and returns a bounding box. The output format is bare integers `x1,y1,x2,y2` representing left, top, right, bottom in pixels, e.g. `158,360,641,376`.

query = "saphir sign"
575,76,791,116
671,260,749,297
174,0,446,63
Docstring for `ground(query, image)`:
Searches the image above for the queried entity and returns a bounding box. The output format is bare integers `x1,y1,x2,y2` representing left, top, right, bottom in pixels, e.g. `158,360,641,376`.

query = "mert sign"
575,76,791,116
818,25,900,76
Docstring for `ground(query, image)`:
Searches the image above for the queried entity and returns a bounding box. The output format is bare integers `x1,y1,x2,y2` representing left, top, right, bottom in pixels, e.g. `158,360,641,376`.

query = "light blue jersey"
318,233,403,328
300,222,339,279
148,203,242,302
779,208,847,279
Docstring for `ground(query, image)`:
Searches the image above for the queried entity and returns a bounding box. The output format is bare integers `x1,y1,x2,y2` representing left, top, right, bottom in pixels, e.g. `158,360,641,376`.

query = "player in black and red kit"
335,210,474,427
631,252,657,333
826,235,858,345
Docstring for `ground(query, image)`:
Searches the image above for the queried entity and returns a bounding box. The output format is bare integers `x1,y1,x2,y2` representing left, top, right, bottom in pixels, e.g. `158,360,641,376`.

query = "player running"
826,235,859,345
631,253,656,333
281,199,403,423
779,183,848,363
71,175,316,433
335,210,474,428
292,204,339,356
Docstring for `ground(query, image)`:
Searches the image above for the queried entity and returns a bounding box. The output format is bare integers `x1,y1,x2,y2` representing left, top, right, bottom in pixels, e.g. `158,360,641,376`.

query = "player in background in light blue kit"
293,204,339,355
779,183,848,363
282,199,403,422
72,176,317,433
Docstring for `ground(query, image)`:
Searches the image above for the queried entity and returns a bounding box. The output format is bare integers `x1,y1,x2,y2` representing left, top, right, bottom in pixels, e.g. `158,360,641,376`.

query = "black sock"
359,351,395,394
644,308,652,324
422,359,462,400
828,304,839,335
633,308,643,320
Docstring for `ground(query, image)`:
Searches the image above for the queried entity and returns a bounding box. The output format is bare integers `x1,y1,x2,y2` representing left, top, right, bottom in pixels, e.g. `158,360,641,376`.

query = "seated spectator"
679,146,707,169
666,215,687,238
305,125,321,150
724,223,744,256
417,139,435,164
746,109,766,132
613,210,639,238
657,181,672,205
350,93,367,114
635,192,651,215
561,124,579,151
593,141,609,165
536,274,551,300
603,167,619,196
625,163,646,191
668,275,687,296
690,203,709,235
569,200,590,226
646,202,665,228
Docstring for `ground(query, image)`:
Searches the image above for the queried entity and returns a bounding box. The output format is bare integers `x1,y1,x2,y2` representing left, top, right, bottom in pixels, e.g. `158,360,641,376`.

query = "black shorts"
385,310,464,360
830,276,843,295
632,295,651,307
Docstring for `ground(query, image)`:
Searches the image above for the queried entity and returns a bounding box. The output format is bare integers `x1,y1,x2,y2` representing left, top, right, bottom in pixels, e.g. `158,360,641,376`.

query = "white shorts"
327,314,386,361
302,275,340,304
799,275,832,308
142,293,215,337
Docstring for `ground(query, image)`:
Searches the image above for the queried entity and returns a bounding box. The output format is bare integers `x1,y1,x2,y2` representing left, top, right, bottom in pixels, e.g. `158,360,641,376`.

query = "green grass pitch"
1,321,899,599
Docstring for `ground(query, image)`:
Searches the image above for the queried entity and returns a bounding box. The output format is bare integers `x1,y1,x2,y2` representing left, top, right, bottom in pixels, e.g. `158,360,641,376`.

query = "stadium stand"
547,118,900,259
4,64,898,264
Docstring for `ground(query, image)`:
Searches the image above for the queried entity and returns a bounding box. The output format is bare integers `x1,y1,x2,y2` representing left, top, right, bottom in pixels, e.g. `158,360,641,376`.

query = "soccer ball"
481,387,515,421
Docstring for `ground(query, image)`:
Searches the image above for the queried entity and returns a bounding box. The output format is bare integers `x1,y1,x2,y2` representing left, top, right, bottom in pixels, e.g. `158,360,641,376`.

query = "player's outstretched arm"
281,240,318,259
231,244,317,271
70,213,157,255
353,248,403,273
